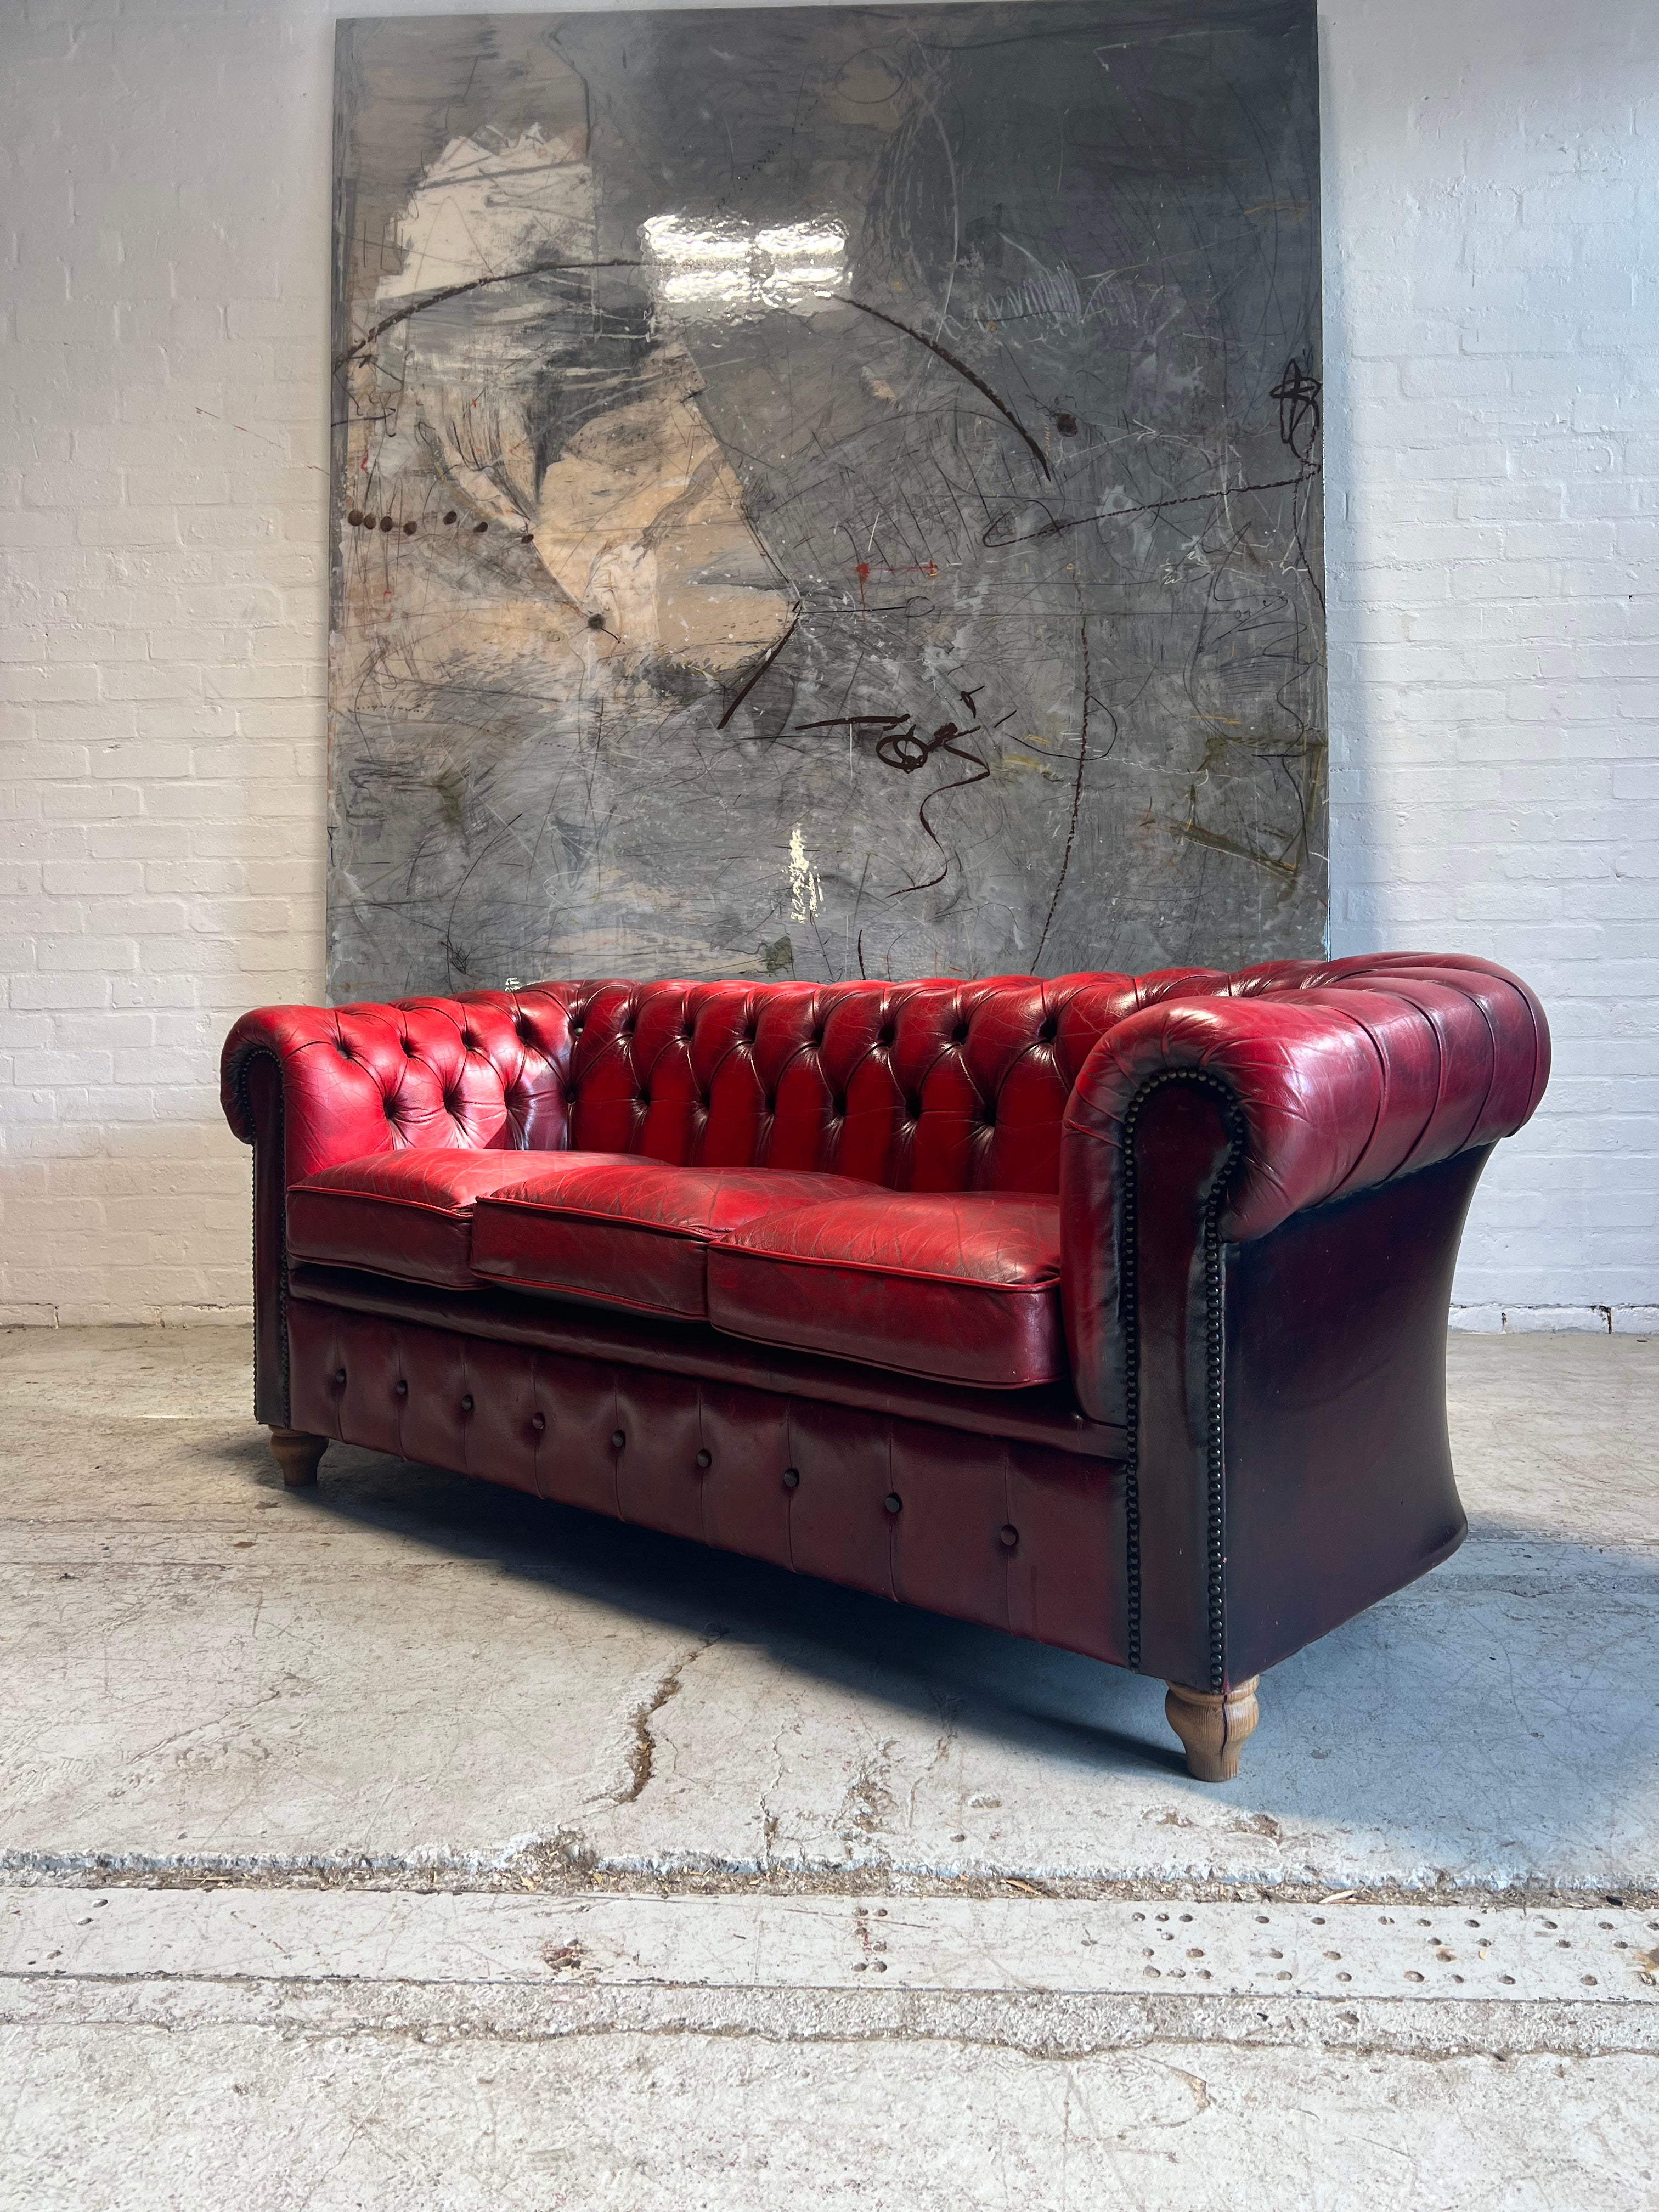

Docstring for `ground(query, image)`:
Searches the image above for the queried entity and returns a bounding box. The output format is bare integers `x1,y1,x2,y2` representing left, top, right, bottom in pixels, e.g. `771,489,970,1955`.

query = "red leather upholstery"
222,951,1549,1712
709,1192,1063,1389
222,958,1545,1212
471,1163,883,1321
223,953,1549,1423
1060,953,1550,1424
223,974,1153,1191
290,1260,1127,1458
221,996,574,1183
288,1150,634,1291
286,1299,1130,1667
1073,953,1549,1238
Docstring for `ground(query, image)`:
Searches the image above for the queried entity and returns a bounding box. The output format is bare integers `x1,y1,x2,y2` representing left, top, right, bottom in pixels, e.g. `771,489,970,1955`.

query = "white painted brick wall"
1321,0,1659,1329
1,0,1655,1325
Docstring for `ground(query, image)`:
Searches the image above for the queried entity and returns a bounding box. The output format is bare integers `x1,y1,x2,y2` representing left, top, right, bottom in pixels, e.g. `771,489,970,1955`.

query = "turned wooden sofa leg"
1164,1677,1261,1782
268,1427,326,1488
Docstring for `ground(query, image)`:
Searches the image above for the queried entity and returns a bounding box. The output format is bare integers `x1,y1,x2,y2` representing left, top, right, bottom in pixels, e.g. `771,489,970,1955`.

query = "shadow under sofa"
220,954,1549,1780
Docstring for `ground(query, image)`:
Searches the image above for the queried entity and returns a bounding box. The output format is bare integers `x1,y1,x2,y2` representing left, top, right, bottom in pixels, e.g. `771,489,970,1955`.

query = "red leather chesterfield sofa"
220,955,1548,1781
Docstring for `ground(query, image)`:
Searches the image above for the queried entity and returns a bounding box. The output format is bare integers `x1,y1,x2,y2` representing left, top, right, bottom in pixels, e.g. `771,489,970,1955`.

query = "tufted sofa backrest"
343,974,1154,1195
227,956,1542,1197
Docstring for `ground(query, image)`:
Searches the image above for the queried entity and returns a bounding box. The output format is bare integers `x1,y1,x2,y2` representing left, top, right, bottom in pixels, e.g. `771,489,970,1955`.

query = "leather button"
884,1491,902,1515
611,1430,626,1450
460,1393,473,1412
695,1448,712,1470
782,1466,800,1491
998,1523,1019,1549
531,1412,546,1433
333,1368,347,1385
394,1379,408,1397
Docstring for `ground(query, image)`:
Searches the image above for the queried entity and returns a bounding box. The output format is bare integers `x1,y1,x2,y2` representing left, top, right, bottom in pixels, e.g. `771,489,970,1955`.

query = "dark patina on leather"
222,957,1549,1702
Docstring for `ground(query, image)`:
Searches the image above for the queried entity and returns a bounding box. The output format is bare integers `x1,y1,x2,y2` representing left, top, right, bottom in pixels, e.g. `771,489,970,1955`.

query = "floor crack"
612,1633,722,1808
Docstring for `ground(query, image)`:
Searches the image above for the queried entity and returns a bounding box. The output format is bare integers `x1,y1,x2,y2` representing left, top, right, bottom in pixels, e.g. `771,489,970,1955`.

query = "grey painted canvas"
328,2,1324,999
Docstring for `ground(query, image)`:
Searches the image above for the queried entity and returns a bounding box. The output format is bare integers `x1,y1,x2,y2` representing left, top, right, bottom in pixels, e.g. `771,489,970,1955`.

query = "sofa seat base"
285,1298,1130,1667
286,1265,1127,1460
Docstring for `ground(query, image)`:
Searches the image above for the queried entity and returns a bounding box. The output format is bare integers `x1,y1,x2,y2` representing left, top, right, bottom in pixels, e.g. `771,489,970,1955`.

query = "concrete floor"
0,1327,1655,2207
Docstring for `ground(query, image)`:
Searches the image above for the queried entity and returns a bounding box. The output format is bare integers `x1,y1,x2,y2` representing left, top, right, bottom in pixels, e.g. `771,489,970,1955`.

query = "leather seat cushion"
707,1191,1064,1388
470,1161,884,1321
288,1150,635,1291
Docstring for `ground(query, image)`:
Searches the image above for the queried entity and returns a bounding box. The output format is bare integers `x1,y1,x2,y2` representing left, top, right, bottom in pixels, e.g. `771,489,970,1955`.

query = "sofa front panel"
1005,1447,1128,1660
698,1383,796,1571
286,1300,1128,1667
289,1259,1125,1459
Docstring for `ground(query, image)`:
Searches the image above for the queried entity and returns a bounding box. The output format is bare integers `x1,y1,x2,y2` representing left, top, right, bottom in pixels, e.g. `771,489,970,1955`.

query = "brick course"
2,0,1656,1324
1323,0,1659,1322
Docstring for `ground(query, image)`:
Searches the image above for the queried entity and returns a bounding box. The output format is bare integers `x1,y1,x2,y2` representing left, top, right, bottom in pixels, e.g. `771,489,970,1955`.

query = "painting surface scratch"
328,2,1325,996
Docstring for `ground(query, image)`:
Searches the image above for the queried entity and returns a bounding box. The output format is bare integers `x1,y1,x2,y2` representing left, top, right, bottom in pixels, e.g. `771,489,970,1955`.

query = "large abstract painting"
328,2,1324,998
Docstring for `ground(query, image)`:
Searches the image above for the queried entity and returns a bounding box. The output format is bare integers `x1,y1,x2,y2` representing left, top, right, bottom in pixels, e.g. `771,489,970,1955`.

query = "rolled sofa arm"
220,993,575,1181
221,991,575,1425
1058,955,1550,1426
